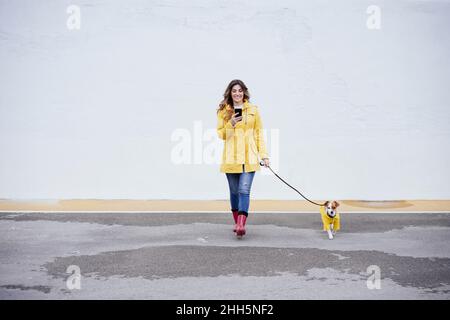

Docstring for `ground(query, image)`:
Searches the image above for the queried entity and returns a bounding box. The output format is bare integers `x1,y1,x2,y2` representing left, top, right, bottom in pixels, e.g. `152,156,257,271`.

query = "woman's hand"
262,158,270,168
230,113,242,127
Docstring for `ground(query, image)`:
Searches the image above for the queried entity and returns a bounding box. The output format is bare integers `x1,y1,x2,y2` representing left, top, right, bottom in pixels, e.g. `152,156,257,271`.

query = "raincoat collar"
226,100,250,111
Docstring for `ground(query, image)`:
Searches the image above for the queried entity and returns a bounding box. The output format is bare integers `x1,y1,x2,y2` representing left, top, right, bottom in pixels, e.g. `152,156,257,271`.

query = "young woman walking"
216,79,270,238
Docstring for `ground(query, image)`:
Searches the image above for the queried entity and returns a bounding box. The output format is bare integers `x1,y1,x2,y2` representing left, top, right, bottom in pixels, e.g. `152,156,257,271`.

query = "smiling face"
325,201,340,217
231,84,244,106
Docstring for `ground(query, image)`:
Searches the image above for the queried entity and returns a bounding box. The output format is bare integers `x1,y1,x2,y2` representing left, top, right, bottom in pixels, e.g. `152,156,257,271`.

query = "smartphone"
234,108,242,118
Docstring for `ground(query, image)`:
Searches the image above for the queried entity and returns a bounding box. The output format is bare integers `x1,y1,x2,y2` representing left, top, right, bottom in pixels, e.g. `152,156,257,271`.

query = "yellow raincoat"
217,100,268,173
320,206,341,231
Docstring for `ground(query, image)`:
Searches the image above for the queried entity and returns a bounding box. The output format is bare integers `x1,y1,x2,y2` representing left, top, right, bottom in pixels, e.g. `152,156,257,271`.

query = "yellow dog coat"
320,206,341,231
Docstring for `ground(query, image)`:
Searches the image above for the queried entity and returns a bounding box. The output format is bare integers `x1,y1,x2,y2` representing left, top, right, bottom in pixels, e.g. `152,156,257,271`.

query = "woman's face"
231,84,244,105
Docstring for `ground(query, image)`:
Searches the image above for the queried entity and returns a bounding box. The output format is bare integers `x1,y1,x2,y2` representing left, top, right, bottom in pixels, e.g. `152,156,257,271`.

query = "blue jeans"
225,171,256,214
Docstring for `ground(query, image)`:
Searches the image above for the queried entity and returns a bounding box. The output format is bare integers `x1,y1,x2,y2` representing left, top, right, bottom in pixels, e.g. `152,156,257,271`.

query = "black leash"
259,161,324,207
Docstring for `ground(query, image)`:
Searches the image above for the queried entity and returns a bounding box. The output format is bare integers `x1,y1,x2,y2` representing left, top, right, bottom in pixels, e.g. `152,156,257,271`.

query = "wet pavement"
0,212,449,299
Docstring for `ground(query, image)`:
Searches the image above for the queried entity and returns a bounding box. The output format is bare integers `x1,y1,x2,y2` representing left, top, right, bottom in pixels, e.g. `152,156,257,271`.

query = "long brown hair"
216,79,250,120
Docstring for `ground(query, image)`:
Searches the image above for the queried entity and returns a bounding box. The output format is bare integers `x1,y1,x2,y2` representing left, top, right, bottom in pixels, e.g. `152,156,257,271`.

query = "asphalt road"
0,211,449,299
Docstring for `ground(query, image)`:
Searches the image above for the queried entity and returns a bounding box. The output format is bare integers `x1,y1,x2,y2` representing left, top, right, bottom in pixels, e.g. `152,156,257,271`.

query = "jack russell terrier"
320,201,341,240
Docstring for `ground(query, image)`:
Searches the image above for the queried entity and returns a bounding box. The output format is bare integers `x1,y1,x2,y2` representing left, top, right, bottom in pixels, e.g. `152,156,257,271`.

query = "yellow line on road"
0,200,449,212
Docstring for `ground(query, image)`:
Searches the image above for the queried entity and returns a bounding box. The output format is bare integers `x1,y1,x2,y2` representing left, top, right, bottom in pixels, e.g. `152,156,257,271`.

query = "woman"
216,79,270,238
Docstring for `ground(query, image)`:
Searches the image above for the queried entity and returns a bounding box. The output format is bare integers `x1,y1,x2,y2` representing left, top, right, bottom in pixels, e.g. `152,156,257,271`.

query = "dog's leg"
327,226,334,240
331,223,336,236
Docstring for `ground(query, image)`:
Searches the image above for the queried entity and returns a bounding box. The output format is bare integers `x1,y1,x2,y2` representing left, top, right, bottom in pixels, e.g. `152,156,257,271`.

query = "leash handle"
259,161,324,207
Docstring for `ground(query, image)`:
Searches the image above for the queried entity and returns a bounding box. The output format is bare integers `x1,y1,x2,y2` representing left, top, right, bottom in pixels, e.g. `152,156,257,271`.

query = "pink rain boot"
236,213,247,237
232,209,239,232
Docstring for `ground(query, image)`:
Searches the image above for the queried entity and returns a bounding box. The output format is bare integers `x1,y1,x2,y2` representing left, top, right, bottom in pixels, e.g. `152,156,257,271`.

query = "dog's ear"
323,201,329,207
333,201,340,208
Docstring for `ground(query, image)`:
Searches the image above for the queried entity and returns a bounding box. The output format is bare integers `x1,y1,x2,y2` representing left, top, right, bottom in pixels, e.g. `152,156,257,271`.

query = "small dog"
320,201,341,240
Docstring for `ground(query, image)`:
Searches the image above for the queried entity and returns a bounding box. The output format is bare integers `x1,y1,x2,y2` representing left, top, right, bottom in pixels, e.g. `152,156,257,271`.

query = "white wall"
1,0,449,200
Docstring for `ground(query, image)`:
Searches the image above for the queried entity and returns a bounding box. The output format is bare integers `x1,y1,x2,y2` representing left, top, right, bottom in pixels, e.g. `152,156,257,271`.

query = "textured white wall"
0,0,449,200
